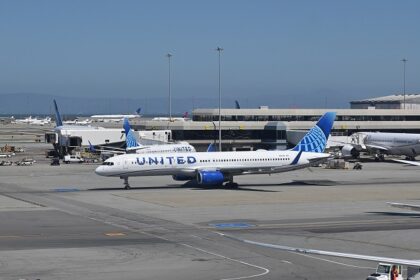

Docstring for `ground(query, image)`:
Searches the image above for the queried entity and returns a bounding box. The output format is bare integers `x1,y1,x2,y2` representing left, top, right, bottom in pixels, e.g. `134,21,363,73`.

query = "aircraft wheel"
225,182,239,188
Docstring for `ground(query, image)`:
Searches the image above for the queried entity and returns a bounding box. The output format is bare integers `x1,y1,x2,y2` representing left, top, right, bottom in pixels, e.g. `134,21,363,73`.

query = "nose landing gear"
120,176,131,190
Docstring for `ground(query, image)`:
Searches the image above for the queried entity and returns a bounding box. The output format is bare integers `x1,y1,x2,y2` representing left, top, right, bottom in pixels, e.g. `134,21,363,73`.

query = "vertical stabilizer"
207,143,217,152
123,118,140,148
53,99,63,127
292,112,336,153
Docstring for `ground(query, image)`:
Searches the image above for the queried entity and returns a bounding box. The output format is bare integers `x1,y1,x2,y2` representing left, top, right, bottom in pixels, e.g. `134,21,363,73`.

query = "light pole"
401,58,407,109
216,47,223,151
166,53,172,120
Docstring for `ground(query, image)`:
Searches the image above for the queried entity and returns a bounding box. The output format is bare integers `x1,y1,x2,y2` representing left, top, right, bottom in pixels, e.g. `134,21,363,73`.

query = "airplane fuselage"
95,150,329,178
365,132,420,156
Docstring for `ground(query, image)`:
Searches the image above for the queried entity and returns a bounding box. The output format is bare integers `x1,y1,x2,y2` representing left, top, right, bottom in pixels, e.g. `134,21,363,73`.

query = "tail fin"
53,99,63,127
235,100,241,109
88,141,96,152
123,118,140,148
206,143,217,152
292,112,336,153
136,108,141,115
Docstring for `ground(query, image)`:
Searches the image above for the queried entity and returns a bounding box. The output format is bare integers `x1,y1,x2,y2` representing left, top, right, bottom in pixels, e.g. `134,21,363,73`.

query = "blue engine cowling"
197,171,225,185
172,174,195,181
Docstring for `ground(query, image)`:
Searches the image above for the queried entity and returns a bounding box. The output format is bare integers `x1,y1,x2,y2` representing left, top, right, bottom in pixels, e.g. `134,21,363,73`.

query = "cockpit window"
102,162,114,166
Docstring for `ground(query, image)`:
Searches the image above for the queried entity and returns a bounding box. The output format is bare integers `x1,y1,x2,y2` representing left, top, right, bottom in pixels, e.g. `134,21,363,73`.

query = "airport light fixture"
166,53,173,120
401,58,407,109
216,47,223,151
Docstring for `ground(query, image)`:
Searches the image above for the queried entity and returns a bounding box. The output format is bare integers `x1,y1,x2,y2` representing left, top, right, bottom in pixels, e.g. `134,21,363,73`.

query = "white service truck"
63,155,84,164
367,263,403,280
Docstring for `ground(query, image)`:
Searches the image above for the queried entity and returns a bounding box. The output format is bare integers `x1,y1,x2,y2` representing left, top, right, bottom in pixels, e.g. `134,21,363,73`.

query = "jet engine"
341,144,360,158
196,171,225,185
172,175,195,181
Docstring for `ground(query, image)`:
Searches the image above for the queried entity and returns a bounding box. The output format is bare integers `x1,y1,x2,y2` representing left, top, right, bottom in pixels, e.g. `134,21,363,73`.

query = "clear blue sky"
1,0,419,110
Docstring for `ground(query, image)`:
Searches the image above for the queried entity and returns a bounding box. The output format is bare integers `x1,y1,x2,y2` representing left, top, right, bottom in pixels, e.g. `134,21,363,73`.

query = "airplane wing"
218,233,420,267
388,202,420,212
365,144,389,152
390,159,420,166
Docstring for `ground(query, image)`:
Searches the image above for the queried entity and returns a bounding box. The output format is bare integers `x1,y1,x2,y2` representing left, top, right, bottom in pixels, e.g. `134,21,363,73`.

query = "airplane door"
123,159,129,169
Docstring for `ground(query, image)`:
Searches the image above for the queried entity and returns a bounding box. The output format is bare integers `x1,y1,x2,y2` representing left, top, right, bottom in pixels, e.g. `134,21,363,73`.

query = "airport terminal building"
135,94,420,151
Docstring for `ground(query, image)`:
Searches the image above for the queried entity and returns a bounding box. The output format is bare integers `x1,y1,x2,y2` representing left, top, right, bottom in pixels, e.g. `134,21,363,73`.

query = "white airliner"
63,118,92,125
90,108,141,123
91,118,196,155
13,116,52,126
95,112,336,189
152,112,191,122
341,132,420,161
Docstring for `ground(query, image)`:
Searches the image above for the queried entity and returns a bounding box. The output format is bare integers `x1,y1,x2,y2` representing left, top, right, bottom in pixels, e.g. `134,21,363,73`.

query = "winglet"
53,99,63,127
292,112,336,153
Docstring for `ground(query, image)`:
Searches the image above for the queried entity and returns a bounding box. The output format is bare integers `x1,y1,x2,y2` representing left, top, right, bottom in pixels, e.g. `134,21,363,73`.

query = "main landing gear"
224,176,239,188
121,176,131,190
225,182,239,188
374,154,385,161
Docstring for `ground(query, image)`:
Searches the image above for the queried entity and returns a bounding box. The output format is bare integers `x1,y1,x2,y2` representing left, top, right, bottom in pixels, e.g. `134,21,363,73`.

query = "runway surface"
1,159,420,279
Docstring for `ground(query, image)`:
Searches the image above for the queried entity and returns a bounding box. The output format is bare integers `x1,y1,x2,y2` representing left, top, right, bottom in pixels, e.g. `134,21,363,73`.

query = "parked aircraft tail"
136,108,142,115
207,143,217,152
235,100,241,109
292,112,336,153
123,118,140,148
88,141,96,152
53,99,63,127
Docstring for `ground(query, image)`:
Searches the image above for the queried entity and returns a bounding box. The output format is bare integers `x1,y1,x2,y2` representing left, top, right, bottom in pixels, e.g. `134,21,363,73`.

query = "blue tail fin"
292,112,336,153
88,141,96,152
123,118,140,148
206,143,217,152
235,100,241,109
136,108,141,115
53,99,63,127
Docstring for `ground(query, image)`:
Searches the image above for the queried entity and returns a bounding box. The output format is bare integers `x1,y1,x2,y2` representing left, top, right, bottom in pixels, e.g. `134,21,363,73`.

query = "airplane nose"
95,166,105,176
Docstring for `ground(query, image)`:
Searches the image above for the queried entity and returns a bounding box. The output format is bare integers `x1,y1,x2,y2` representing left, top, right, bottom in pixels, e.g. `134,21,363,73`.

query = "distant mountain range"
0,93,222,115
0,92,348,116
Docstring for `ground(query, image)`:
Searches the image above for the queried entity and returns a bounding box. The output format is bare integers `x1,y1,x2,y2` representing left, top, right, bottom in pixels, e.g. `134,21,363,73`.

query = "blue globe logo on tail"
292,112,336,153
123,118,139,148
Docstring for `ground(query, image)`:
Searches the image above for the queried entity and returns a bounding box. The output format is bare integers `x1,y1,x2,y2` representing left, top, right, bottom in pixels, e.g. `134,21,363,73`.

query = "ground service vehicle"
63,155,84,164
366,263,402,280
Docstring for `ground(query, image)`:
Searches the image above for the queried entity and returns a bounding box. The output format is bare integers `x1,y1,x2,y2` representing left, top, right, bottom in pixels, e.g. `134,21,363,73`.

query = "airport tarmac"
1,157,420,279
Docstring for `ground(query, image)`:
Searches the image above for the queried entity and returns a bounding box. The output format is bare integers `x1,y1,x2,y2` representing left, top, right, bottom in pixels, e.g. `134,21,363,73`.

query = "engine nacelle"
172,174,195,181
341,144,360,158
196,171,225,185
